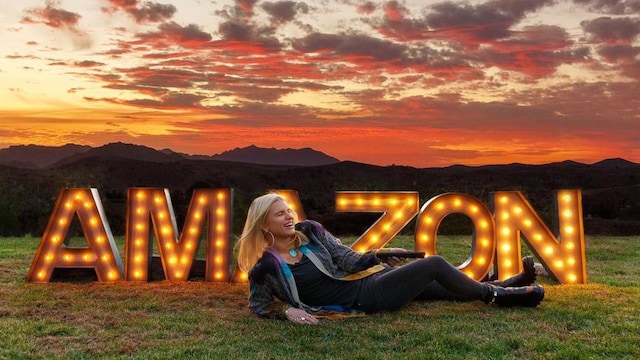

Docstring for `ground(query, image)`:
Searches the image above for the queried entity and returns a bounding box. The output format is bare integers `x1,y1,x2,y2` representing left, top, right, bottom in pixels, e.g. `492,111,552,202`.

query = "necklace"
288,248,298,257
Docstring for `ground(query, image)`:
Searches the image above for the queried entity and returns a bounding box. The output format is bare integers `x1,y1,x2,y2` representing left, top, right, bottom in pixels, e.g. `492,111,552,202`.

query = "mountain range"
0,142,638,237
0,142,341,168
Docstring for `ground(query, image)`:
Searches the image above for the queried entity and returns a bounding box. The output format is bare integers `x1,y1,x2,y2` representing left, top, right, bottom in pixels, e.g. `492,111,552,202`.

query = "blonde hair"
235,193,305,272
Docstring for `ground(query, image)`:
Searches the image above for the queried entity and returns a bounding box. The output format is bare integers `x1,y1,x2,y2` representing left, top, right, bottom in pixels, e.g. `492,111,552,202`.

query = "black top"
288,255,361,308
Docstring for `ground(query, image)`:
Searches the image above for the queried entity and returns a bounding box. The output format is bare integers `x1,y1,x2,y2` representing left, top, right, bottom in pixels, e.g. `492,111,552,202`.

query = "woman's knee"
421,255,448,266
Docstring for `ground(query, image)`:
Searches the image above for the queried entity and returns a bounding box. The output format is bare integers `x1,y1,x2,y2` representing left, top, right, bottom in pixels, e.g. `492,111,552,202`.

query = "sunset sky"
1,0,639,168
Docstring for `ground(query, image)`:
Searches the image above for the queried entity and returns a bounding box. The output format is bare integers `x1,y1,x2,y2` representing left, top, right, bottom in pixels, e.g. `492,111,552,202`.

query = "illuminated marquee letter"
494,190,587,284
335,192,419,252
415,193,496,280
27,188,123,283
125,188,233,282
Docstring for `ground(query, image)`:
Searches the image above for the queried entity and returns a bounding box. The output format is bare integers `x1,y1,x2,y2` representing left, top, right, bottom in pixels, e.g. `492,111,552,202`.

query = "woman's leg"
357,255,491,312
415,256,538,301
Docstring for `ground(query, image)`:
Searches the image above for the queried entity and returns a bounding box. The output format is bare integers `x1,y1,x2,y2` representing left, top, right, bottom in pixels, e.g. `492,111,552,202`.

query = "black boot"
485,285,545,307
487,256,536,288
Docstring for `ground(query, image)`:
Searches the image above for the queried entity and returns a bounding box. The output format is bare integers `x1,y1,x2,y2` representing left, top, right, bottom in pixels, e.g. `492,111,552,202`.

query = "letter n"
494,190,587,284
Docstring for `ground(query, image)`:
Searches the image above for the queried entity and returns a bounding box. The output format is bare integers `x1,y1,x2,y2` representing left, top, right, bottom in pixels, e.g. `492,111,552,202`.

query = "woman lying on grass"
236,193,544,324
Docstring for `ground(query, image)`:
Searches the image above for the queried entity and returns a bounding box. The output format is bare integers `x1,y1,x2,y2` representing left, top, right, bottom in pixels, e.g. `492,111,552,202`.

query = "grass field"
1,235,639,359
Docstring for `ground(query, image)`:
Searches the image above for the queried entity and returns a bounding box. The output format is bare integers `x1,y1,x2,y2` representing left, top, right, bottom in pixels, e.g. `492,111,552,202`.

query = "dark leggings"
355,255,490,313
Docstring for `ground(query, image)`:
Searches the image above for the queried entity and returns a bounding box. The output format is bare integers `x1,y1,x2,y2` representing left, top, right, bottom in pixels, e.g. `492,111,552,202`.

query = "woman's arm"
248,275,290,319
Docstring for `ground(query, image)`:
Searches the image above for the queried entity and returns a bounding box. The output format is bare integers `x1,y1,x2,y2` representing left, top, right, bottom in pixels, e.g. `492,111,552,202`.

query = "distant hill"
0,142,340,168
211,145,340,166
0,144,91,168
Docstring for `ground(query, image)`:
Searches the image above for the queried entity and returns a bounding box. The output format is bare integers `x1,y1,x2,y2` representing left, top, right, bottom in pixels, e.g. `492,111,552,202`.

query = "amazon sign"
26,188,587,285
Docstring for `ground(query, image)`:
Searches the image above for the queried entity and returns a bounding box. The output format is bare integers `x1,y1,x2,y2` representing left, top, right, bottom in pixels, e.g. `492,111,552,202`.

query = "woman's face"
263,199,296,240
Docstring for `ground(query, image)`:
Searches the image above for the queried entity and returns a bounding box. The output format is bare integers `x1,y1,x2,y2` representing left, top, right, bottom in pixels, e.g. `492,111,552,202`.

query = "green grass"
1,235,639,359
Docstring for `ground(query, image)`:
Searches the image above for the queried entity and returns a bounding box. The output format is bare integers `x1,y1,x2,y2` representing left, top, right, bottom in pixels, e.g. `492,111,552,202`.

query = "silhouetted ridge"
0,144,90,168
592,158,638,168
50,142,184,167
211,145,340,166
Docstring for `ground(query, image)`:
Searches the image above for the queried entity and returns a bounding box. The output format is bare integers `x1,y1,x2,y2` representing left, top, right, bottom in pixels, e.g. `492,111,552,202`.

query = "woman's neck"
271,236,296,252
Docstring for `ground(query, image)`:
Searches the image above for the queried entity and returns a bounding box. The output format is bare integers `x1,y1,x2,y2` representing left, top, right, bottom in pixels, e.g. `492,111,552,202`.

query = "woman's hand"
285,306,319,325
379,248,408,267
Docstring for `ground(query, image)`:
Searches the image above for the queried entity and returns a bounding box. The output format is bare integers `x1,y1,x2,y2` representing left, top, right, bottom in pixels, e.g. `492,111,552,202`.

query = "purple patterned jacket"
247,220,382,319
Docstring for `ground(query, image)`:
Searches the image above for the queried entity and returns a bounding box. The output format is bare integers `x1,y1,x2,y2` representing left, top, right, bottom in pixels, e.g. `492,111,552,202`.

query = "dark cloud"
128,2,177,23
217,20,282,50
597,44,640,62
237,0,260,14
89,92,207,110
74,60,106,67
581,16,640,43
573,0,640,15
133,22,212,49
261,1,308,24
157,22,212,44
293,32,407,62
218,20,255,41
105,0,176,23
356,2,376,14
22,1,81,30
426,0,554,42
